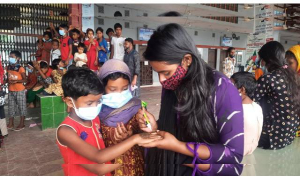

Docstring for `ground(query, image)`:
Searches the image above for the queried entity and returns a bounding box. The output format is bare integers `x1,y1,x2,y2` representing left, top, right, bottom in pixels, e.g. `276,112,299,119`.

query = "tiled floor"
0,86,299,176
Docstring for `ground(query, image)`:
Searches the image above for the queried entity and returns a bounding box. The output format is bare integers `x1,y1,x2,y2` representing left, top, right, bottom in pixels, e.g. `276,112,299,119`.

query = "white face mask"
70,98,102,121
101,89,133,109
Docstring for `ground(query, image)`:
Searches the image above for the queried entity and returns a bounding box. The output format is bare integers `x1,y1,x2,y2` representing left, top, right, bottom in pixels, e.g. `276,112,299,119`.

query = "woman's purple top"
164,71,244,176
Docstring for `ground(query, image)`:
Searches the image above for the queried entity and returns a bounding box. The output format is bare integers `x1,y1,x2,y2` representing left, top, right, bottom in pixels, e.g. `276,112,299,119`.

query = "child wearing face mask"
74,43,88,68
6,51,27,131
98,59,145,176
57,68,161,176
231,72,263,155
59,24,73,69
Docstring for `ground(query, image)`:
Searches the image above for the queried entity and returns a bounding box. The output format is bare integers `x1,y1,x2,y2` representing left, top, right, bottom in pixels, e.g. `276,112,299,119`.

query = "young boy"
57,68,161,176
50,39,61,66
110,23,126,60
231,72,263,155
59,24,73,68
74,43,88,67
6,51,27,131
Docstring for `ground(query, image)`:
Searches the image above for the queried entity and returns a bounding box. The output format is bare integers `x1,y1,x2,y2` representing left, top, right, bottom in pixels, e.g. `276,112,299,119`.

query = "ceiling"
100,4,254,34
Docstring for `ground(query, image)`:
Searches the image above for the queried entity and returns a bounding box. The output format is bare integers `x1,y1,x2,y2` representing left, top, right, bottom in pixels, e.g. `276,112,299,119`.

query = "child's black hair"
96,27,104,34
59,24,69,31
71,28,81,35
86,28,94,34
106,28,114,36
114,23,122,30
231,72,256,99
102,72,130,87
43,31,52,39
62,68,104,100
10,50,22,59
125,38,134,45
52,59,61,70
40,61,49,69
52,39,59,45
77,42,85,49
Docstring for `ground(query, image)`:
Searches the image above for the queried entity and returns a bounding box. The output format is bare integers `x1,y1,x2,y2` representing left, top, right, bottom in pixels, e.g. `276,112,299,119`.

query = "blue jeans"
66,59,73,70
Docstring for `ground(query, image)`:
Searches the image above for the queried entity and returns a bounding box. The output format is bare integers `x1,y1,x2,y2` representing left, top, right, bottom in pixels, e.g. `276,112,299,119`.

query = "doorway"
138,45,153,85
208,49,217,69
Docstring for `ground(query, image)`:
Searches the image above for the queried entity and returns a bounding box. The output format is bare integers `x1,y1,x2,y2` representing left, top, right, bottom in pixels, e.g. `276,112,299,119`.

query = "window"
125,10,130,17
98,18,104,25
98,6,104,13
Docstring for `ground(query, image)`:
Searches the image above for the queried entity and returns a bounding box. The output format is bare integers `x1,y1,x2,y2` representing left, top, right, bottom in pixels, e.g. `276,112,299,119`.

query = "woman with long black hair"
136,23,244,176
254,41,300,150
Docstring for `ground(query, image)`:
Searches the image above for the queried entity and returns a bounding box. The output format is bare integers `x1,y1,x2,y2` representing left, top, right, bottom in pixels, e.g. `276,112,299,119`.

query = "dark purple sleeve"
193,76,244,176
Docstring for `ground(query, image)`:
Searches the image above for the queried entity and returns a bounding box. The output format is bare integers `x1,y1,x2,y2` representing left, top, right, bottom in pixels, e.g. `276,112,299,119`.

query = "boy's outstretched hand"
136,108,158,133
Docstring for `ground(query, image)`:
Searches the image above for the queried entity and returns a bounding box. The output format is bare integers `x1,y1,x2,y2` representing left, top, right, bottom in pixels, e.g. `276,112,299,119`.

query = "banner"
82,4,95,32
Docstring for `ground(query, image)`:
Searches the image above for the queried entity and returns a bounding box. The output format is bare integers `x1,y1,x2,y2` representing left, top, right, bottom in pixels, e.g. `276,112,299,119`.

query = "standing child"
110,23,126,60
6,51,27,131
50,39,61,66
96,27,108,67
98,59,145,176
74,43,88,68
231,72,263,155
59,24,73,69
84,28,99,71
57,68,161,176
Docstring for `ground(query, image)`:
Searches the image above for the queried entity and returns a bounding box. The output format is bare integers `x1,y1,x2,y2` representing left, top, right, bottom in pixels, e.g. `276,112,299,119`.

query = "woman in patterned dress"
253,41,300,150
135,23,244,176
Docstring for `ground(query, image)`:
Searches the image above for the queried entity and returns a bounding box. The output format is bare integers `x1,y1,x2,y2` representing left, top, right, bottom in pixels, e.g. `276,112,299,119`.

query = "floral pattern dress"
44,69,66,96
253,69,300,149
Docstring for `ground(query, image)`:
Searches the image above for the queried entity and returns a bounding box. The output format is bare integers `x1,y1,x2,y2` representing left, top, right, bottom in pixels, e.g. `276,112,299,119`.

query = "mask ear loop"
69,98,78,110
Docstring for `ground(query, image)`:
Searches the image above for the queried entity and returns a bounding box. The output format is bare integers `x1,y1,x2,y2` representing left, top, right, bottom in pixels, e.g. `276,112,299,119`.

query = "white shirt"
111,36,126,61
50,49,61,66
243,102,263,156
74,52,88,67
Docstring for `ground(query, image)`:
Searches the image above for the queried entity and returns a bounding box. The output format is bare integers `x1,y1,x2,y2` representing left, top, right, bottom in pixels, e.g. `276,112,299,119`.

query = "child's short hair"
114,23,122,30
43,31,52,39
231,72,256,99
52,59,61,70
77,43,85,49
59,24,69,31
52,39,59,45
71,28,81,35
62,68,104,100
106,28,114,36
40,61,49,69
10,50,22,59
102,72,130,87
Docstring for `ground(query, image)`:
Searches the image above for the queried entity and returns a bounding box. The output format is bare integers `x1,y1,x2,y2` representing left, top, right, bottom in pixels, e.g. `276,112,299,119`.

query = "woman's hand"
133,132,163,145
136,107,158,132
113,123,133,142
94,60,98,66
33,61,40,70
138,131,179,151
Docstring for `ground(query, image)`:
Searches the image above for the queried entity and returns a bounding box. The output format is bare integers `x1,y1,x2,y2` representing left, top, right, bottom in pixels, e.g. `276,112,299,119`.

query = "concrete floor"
0,86,299,176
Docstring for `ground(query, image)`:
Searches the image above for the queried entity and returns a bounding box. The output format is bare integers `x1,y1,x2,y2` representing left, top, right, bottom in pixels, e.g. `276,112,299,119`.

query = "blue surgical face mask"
26,67,33,73
59,30,66,36
59,67,64,70
9,57,17,64
70,98,102,121
43,38,52,42
101,89,133,109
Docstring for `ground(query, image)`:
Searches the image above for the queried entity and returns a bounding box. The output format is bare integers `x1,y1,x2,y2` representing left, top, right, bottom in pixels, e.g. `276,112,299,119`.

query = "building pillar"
68,4,82,29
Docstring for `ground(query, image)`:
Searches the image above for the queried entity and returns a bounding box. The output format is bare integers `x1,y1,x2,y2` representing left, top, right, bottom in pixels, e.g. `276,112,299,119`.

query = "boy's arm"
110,45,114,59
80,164,121,176
57,125,161,164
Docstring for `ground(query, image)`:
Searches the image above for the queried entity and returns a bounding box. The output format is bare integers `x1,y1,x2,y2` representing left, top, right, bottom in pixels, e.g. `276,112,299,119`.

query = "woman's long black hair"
143,23,218,143
259,41,300,115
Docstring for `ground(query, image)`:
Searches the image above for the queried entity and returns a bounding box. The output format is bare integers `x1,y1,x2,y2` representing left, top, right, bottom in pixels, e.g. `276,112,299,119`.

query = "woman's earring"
239,93,242,96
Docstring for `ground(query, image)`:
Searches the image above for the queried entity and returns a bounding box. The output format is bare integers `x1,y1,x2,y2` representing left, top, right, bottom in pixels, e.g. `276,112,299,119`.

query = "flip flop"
14,126,25,132
7,126,14,130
